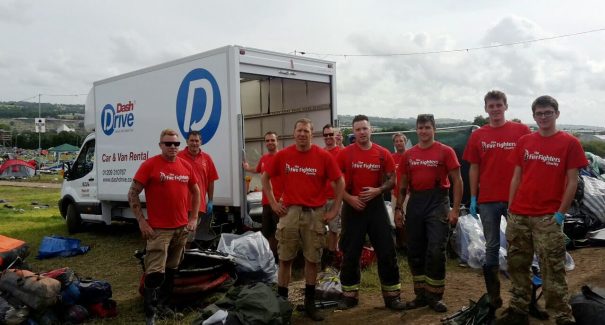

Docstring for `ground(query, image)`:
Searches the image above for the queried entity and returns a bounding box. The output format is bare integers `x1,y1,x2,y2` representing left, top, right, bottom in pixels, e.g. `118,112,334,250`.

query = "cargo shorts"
276,205,327,263
324,199,342,234
145,227,189,274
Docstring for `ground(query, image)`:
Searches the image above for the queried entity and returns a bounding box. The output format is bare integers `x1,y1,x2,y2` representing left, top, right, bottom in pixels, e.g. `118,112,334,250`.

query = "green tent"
48,143,79,153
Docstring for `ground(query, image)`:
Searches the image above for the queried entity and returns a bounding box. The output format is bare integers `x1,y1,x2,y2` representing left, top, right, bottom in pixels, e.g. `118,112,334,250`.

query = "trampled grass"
2,184,441,324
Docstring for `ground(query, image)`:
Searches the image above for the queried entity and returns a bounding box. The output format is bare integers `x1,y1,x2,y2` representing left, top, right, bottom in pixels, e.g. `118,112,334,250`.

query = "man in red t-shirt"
243,131,282,258
262,118,344,321
177,131,219,246
321,123,342,268
391,132,408,250
497,96,588,325
337,115,406,312
462,90,531,309
129,129,200,324
395,114,463,313
391,132,407,210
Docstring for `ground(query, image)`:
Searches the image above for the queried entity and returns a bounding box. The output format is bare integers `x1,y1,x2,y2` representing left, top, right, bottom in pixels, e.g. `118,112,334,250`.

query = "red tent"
0,159,36,178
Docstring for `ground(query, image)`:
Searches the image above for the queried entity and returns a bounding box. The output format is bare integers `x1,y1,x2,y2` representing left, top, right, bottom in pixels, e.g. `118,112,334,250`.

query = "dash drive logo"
101,101,135,136
176,69,222,143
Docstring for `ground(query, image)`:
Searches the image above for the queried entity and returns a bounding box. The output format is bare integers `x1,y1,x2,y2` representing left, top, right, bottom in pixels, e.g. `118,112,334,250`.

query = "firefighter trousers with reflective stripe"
340,197,401,292
405,188,450,299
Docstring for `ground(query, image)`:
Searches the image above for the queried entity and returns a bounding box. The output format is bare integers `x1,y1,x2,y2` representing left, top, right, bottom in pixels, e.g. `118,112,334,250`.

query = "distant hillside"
337,114,470,129
0,101,84,119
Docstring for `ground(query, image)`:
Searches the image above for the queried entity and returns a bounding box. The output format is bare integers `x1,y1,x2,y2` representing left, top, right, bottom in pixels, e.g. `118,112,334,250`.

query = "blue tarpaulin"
37,235,90,259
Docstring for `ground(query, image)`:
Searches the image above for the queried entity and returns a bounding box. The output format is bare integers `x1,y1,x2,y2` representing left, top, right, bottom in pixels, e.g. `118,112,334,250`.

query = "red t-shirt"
392,152,405,197
256,153,283,205
337,143,395,196
267,144,342,207
509,131,588,216
324,146,342,199
177,149,219,212
463,122,531,203
134,155,198,228
398,141,460,191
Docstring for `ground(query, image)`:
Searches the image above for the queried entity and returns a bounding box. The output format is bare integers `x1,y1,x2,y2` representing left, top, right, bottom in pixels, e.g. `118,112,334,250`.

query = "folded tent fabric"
36,236,90,259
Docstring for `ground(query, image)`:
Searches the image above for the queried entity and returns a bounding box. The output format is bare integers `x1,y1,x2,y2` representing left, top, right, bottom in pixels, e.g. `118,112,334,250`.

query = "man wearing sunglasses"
462,90,530,311
321,124,342,269
129,129,200,324
243,131,282,259
177,131,219,246
395,114,463,313
497,96,588,325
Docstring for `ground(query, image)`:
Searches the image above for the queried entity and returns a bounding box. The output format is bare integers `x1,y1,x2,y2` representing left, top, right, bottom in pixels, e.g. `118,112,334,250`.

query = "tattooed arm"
128,180,155,240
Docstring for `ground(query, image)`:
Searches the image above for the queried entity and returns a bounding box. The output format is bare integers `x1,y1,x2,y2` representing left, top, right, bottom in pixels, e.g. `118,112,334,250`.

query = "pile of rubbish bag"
452,214,576,272
217,231,278,284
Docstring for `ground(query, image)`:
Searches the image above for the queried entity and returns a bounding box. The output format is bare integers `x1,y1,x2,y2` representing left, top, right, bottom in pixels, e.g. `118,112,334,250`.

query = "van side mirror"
63,162,72,180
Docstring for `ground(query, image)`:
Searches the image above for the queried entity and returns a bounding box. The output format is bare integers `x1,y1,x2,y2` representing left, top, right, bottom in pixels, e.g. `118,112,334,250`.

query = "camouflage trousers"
506,213,573,320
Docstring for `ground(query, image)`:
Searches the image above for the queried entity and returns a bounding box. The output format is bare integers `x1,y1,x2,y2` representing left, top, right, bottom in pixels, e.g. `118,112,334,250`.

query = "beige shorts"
324,199,342,234
276,205,326,263
145,227,188,273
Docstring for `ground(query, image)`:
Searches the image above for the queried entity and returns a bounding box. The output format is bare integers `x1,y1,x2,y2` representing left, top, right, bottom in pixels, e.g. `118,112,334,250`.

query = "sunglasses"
323,133,334,137
161,141,181,147
533,111,555,118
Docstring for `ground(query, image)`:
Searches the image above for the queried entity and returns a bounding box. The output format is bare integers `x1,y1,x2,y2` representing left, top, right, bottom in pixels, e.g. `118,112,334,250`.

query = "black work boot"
338,295,359,310
427,299,448,313
304,284,324,321
383,291,406,311
157,269,184,320
406,287,428,310
496,307,529,325
483,265,503,309
143,287,159,325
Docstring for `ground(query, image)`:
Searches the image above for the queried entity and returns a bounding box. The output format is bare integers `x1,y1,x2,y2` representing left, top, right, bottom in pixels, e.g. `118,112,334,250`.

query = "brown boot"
496,307,529,325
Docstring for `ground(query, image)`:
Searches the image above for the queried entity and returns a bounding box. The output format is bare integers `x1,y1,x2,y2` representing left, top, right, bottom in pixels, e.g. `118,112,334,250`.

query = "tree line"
0,102,83,119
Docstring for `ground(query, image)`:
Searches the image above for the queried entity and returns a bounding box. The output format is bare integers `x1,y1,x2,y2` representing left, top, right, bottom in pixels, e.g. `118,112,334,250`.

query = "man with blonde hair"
129,128,200,324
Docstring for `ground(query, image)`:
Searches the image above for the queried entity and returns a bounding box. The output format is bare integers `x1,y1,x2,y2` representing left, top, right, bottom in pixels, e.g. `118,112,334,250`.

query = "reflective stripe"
413,275,426,283
425,276,445,286
341,284,360,292
381,283,401,291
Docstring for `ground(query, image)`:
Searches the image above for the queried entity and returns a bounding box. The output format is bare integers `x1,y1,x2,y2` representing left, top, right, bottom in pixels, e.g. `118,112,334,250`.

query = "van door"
65,138,98,206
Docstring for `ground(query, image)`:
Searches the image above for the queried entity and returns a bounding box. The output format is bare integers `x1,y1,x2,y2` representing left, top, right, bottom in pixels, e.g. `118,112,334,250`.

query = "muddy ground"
290,247,605,325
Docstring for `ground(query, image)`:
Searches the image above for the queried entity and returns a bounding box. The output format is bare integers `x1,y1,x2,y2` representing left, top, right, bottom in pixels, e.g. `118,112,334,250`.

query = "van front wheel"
66,204,82,234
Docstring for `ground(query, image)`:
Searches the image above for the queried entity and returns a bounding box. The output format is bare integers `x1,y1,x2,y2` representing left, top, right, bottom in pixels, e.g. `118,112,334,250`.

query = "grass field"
1,185,161,324
1,184,418,324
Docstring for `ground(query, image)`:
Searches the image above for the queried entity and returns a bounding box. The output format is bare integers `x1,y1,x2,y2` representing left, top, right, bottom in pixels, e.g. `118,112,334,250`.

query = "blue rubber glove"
469,196,478,219
206,200,213,215
554,211,565,225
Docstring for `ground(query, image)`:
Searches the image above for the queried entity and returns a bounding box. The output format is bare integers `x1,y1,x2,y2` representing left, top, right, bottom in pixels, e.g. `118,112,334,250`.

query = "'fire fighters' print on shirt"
399,142,460,191
462,121,531,203
337,144,395,196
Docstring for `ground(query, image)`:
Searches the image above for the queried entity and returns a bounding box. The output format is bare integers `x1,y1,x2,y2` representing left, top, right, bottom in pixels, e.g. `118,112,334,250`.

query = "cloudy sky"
1,0,604,126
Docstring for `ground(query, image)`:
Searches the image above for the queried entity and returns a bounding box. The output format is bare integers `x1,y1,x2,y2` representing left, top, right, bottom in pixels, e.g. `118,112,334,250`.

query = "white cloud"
1,1,604,126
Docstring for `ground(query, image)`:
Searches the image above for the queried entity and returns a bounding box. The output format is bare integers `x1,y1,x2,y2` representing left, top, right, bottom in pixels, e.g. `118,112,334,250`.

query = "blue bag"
36,236,90,259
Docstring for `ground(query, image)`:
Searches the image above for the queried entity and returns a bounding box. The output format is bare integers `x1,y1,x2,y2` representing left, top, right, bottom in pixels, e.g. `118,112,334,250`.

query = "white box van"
59,45,337,233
